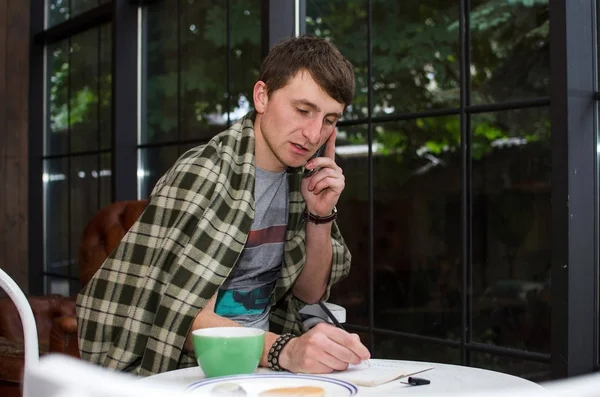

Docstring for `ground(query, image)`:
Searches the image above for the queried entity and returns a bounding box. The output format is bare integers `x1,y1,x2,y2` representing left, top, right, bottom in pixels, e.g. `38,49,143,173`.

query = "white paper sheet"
320,361,434,387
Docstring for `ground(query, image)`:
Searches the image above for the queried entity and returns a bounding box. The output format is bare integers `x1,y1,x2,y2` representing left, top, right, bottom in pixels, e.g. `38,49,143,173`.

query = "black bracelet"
302,206,338,224
267,333,296,371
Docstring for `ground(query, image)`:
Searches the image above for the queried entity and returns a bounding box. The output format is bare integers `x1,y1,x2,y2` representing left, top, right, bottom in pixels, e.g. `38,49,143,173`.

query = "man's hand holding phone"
303,144,326,178
301,129,345,217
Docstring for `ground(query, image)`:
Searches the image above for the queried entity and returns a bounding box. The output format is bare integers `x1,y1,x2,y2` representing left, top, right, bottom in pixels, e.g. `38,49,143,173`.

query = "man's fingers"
310,177,344,196
325,329,371,361
307,168,344,191
317,351,350,372
322,339,363,365
305,157,341,174
311,324,371,362
298,360,338,374
324,129,337,159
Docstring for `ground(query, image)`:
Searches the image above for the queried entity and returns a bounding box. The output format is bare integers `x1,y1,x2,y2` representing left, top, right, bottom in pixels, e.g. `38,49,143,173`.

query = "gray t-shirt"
214,167,288,330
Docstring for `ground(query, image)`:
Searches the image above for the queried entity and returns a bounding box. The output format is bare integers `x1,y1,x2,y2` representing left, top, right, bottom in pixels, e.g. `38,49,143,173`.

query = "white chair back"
0,268,39,397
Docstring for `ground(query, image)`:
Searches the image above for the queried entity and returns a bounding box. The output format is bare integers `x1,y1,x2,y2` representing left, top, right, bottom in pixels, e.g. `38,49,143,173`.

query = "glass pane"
372,1,460,115
46,0,109,28
70,29,100,153
179,0,228,141
471,107,551,354
470,0,549,104
372,117,461,340
374,335,460,364
47,0,70,28
179,142,205,156
99,153,112,208
46,24,112,155
47,40,69,156
99,24,113,150
70,0,103,17
44,158,69,276
70,155,102,272
330,125,369,327
306,0,368,121
144,1,261,144
44,275,71,296
229,0,261,123
471,353,551,381
144,1,179,144
138,146,180,199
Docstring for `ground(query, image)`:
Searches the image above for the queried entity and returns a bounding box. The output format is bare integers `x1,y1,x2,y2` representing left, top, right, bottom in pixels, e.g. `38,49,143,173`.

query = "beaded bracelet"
267,333,296,371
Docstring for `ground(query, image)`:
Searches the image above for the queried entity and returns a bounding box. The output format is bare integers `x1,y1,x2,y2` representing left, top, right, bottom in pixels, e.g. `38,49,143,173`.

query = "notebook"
321,361,434,387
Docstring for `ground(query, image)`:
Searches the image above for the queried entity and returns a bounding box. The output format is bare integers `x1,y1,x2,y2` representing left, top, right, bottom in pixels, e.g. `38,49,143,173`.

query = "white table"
139,359,545,396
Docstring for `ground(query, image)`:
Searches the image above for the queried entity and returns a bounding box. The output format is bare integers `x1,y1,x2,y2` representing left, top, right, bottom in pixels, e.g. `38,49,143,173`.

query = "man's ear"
253,81,268,113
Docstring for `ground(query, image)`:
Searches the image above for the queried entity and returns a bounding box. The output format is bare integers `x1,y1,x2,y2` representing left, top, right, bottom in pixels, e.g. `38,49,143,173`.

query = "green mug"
192,327,265,378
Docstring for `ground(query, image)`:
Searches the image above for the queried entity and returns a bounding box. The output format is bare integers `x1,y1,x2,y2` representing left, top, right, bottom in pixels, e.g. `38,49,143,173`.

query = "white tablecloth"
139,359,545,396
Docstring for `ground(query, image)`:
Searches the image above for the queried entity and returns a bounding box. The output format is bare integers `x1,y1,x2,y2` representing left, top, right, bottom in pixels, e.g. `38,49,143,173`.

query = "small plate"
186,373,358,396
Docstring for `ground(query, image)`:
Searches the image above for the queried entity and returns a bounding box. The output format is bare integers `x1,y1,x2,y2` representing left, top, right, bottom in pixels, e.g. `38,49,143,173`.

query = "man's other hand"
278,323,371,373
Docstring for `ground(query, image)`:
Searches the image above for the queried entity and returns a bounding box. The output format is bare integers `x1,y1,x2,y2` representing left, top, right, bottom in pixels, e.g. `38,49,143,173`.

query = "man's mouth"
292,143,309,153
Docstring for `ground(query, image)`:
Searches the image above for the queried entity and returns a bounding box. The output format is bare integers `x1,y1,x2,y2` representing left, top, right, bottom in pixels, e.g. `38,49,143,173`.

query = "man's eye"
296,108,309,115
325,119,336,126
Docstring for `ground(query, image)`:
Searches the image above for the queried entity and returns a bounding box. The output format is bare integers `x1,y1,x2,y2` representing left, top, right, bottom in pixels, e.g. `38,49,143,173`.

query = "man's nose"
303,118,323,145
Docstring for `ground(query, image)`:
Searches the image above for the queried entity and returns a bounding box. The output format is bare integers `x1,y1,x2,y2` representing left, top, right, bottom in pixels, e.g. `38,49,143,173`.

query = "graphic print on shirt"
215,225,286,316
214,167,289,330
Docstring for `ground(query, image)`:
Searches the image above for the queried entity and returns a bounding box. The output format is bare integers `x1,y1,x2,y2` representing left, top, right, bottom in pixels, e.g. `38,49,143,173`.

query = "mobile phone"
303,144,326,178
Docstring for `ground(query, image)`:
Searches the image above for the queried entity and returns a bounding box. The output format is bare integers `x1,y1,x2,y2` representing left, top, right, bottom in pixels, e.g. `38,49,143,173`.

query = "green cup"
192,327,265,378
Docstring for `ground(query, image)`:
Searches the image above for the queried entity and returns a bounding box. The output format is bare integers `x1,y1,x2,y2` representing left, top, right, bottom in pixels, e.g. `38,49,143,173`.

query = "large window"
138,0,262,197
30,0,599,379
43,19,112,294
306,0,551,379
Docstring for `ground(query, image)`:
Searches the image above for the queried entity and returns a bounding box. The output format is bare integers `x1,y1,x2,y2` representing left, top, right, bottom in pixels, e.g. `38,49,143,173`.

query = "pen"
318,301,345,330
317,302,371,367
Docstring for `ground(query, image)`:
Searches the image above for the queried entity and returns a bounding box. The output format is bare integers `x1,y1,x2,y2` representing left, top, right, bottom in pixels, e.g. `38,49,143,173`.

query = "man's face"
253,70,345,172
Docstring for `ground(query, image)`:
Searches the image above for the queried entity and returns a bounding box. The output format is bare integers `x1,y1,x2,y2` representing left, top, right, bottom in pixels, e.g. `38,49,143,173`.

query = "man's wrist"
277,336,296,371
268,333,296,371
303,206,337,224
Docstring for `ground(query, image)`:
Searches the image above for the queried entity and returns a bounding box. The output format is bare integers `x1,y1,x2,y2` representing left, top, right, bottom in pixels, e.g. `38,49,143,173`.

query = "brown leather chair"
0,199,148,396
49,200,148,357
0,295,76,383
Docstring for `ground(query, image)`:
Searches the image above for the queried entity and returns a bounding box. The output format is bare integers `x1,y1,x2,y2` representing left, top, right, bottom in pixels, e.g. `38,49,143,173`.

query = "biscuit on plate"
258,386,326,397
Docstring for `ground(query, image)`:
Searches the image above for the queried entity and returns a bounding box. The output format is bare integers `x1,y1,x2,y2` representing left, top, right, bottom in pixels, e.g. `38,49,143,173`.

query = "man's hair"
259,35,355,107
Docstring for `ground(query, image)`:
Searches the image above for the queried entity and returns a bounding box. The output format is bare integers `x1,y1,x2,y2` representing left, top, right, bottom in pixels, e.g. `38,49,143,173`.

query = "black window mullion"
458,0,471,367
29,0,46,295
549,0,598,378
176,0,181,145
262,0,296,59
138,5,148,176
112,0,139,201
97,23,102,217
464,0,474,367
366,0,375,355
67,35,72,286
226,0,231,127
297,0,307,35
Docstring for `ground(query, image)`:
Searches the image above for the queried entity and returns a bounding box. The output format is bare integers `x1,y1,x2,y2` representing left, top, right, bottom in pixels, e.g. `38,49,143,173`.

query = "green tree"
48,0,550,159
306,0,549,162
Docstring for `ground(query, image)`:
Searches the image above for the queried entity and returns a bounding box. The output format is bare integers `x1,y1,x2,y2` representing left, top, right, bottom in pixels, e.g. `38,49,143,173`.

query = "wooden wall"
0,0,31,293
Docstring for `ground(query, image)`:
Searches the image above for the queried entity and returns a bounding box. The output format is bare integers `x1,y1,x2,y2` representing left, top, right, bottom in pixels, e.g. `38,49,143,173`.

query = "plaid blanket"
76,112,351,376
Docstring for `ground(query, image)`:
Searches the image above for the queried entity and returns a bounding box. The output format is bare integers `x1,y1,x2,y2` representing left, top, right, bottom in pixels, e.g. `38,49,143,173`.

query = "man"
76,35,370,376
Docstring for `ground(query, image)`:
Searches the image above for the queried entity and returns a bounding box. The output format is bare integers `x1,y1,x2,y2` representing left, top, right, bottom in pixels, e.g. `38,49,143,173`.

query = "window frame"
28,0,600,379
